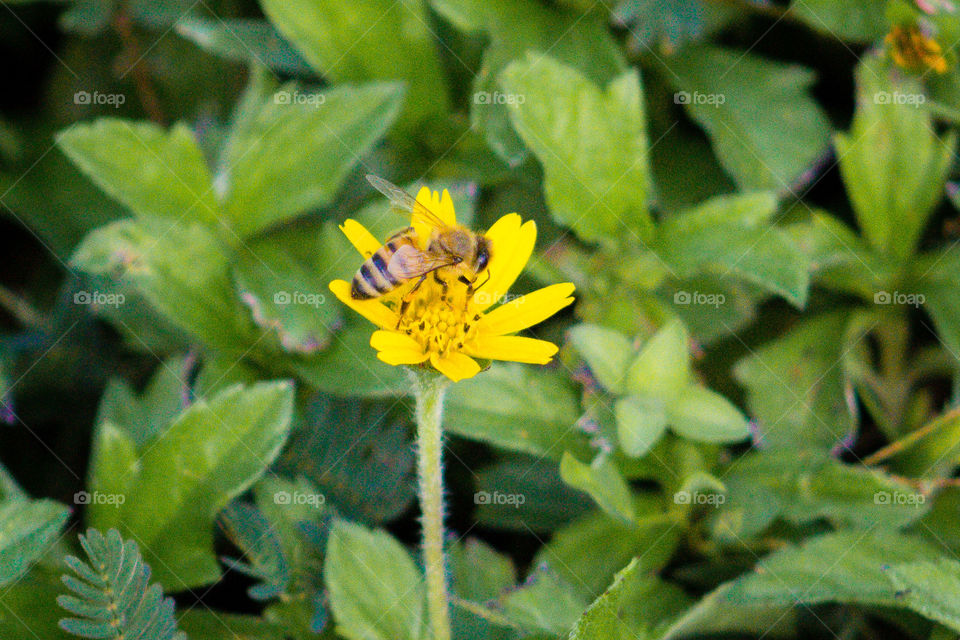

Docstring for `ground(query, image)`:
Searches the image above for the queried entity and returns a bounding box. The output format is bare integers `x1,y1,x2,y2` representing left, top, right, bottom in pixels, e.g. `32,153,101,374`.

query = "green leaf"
559,452,635,524
616,395,669,457
500,54,652,243
260,0,446,135
887,559,960,633
656,193,810,306
734,312,854,450
499,566,587,635
432,0,625,164
836,56,955,259
324,519,425,640
219,79,404,237
659,45,831,191
624,320,689,403
174,17,312,75
0,563,75,640
446,363,587,458
275,394,415,523
86,421,139,531
568,323,634,393
58,528,186,640
660,583,795,640
534,502,678,602
878,408,960,479
726,529,942,607
786,210,893,298
710,449,929,542
913,246,960,356
449,538,516,639
107,382,294,590
219,502,290,600
0,499,70,588
291,321,409,397
473,457,593,532
234,223,343,354
450,538,515,602
667,385,750,444
613,0,736,50
56,119,219,225
790,0,889,42
72,218,256,353
94,356,190,446
569,558,642,639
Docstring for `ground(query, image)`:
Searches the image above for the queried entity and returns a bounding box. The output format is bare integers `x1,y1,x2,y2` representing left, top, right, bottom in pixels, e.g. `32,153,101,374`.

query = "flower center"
394,272,479,355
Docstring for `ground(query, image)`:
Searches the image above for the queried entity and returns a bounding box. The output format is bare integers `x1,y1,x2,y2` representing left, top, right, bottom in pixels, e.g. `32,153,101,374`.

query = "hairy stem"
412,370,451,640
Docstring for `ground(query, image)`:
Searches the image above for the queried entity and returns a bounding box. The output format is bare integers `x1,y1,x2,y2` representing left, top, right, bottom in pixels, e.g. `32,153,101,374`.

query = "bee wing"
366,174,450,230
388,244,459,280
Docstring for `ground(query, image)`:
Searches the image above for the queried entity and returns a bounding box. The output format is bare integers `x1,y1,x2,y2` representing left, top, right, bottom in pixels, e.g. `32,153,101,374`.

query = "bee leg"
396,275,428,329
433,271,449,301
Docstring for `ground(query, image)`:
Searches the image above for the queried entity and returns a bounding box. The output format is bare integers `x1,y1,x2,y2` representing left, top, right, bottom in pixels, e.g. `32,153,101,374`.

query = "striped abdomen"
351,231,414,299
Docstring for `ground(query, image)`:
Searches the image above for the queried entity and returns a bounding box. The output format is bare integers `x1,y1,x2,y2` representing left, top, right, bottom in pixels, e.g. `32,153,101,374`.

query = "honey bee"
351,175,492,311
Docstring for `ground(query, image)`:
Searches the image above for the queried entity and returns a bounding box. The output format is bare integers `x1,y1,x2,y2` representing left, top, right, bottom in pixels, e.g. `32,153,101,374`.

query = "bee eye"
476,244,490,271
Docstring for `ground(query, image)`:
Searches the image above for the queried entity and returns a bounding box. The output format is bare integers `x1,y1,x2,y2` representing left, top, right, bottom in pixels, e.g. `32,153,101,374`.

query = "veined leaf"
324,520,425,640
501,54,652,243
559,452,635,525
56,119,220,225
659,45,831,192
432,0,625,164
836,55,955,259
103,382,294,590
446,363,587,459
261,0,446,135
218,78,404,237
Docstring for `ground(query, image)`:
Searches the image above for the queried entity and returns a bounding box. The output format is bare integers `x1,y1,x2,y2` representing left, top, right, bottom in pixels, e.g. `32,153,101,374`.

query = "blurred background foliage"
3,0,960,638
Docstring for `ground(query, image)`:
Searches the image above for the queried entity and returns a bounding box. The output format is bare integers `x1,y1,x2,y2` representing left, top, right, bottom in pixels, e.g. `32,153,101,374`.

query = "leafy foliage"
57,528,186,640
4,0,960,638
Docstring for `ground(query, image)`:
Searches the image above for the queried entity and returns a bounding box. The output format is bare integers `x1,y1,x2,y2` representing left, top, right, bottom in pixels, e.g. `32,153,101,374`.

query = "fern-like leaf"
57,528,186,640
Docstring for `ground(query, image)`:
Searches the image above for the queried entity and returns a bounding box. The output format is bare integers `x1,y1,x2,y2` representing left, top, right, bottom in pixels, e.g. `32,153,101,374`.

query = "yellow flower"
329,186,575,382
886,24,949,74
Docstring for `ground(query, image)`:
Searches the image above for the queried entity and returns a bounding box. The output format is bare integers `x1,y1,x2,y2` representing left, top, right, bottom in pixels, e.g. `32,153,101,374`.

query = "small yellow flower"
886,24,949,74
329,186,575,382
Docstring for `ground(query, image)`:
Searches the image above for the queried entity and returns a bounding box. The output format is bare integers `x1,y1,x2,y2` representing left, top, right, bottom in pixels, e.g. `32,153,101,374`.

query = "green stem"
411,370,451,640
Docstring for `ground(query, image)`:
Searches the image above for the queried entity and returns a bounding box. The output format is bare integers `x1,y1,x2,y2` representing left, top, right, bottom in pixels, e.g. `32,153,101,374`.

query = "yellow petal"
465,334,559,364
329,280,398,330
479,283,576,335
371,331,429,365
429,351,481,382
438,189,456,225
412,186,437,243
339,219,381,257
473,215,536,311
